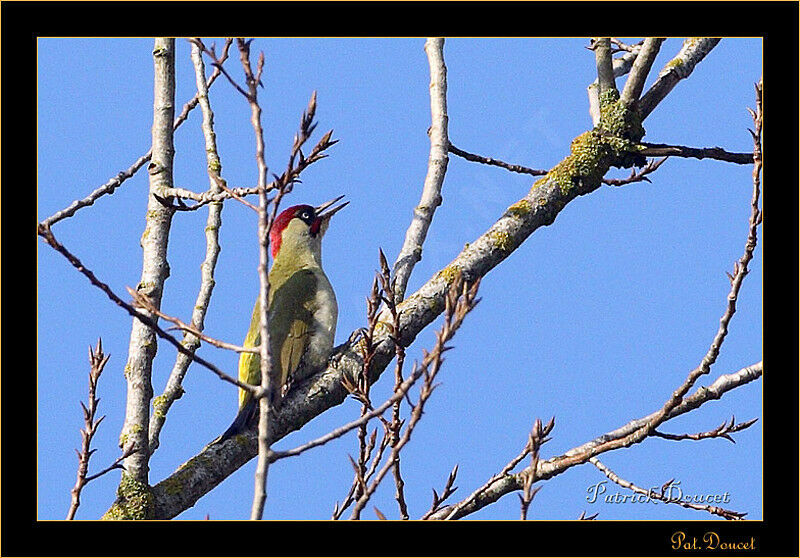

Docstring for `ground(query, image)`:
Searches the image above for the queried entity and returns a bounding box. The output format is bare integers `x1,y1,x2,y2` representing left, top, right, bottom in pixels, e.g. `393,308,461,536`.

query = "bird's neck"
269,247,323,289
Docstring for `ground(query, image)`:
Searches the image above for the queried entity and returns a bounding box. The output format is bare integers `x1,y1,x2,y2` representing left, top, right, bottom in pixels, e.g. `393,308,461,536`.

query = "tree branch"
592,38,617,96
620,38,665,106
130,48,741,518
639,38,721,121
392,37,449,302
638,142,753,164
588,46,641,125
118,37,176,492
428,361,762,519
67,340,113,519
448,143,547,176
589,458,747,520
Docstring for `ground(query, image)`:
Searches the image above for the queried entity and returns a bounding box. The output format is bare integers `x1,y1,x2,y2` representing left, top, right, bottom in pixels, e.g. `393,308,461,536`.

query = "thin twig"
653,416,758,444
272,343,442,482
67,339,112,519
448,143,547,176
638,142,753,164
590,458,747,520
444,417,553,521
602,157,668,186
350,275,481,519
378,249,410,519
518,418,552,520
232,36,275,522
420,464,459,520
128,287,257,355
638,79,763,436
155,186,261,212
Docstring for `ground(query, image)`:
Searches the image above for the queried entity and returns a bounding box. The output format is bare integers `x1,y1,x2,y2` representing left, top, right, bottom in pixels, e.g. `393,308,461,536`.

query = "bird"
219,195,348,441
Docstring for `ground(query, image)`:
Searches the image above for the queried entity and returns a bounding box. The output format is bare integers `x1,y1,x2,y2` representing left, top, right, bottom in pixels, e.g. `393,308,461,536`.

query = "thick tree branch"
118,38,176,491
143,104,666,518
130,48,747,519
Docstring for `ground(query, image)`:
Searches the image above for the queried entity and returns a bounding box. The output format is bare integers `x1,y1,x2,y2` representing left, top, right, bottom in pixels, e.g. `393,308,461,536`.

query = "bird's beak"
315,195,349,221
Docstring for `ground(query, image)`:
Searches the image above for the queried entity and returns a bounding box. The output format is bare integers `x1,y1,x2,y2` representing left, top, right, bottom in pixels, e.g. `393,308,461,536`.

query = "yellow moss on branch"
102,473,154,520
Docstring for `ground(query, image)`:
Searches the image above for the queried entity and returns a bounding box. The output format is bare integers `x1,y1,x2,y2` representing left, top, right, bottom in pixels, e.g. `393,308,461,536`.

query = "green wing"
237,269,318,409
238,298,263,409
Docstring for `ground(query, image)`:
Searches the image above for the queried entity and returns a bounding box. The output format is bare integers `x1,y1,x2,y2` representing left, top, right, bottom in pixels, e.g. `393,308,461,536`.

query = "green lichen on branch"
102,473,154,520
543,89,646,196
490,229,514,252
506,199,532,218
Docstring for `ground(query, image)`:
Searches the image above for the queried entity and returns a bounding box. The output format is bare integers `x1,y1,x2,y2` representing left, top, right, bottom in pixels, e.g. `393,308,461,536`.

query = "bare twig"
638,79,763,437
518,419,551,519
444,417,553,520
155,186,261,212
275,365,429,463
602,157,668,186
231,36,275,522
448,143,547,176
128,287,257,355
420,464,459,519
378,249,411,519
653,416,758,444
341,273,383,509
350,275,481,519
638,142,753,164
590,458,747,520
67,339,112,519
610,38,644,53
392,38,449,302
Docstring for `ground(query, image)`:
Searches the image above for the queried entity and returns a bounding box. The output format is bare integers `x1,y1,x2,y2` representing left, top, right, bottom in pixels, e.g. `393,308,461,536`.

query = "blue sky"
37,38,762,521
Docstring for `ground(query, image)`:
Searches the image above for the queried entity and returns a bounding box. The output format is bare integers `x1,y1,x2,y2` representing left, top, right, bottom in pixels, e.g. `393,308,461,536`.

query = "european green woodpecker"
220,196,347,440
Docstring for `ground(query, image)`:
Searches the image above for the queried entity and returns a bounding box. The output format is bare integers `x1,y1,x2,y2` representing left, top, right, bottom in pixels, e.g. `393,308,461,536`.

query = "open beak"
315,195,349,221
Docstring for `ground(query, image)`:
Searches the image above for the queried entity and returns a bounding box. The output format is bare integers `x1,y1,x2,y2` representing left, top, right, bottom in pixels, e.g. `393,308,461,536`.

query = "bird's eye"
301,211,310,220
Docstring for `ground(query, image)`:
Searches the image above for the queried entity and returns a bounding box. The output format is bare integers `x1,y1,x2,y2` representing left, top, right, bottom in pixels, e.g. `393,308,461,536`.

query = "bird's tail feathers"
217,398,258,443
